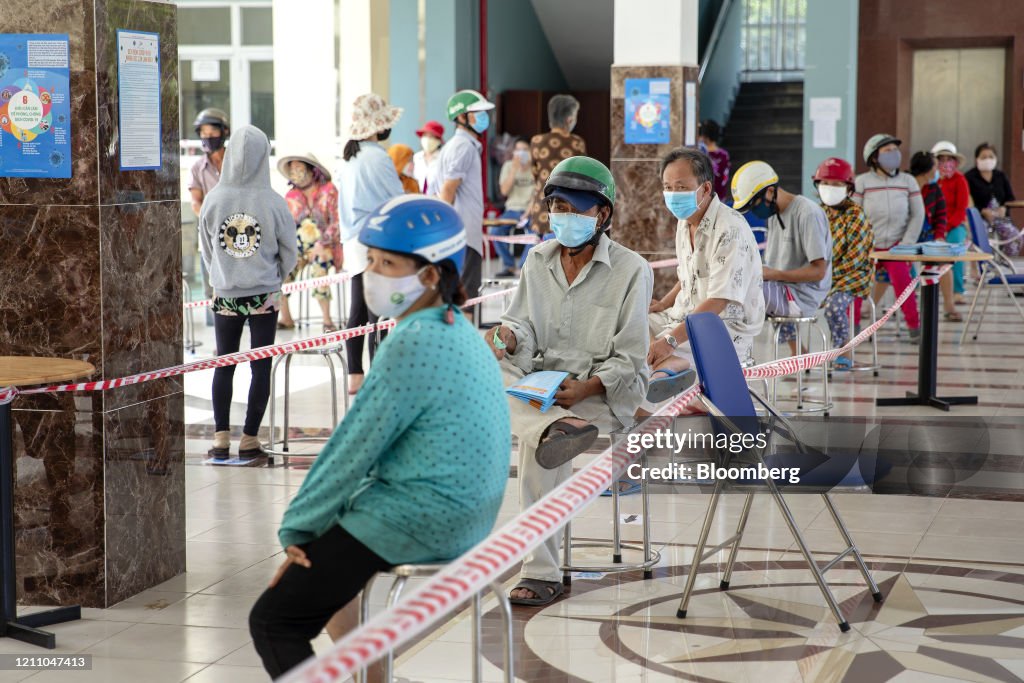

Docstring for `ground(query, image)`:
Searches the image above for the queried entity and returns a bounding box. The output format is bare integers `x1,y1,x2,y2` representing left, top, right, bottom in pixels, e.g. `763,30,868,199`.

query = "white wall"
612,0,698,66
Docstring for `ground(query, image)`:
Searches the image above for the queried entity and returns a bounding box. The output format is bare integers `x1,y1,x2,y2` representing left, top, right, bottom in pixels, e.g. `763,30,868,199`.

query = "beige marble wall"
610,65,698,296
0,0,183,608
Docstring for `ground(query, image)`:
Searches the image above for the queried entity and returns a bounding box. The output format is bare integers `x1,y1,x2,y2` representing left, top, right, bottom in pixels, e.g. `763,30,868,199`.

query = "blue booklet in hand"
506,371,569,412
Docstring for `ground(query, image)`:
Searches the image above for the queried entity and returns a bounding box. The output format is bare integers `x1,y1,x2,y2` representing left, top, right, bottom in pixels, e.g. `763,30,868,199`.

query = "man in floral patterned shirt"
645,148,764,408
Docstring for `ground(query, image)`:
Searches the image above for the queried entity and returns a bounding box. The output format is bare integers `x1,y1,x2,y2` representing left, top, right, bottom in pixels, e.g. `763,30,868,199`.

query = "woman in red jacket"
931,141,971,302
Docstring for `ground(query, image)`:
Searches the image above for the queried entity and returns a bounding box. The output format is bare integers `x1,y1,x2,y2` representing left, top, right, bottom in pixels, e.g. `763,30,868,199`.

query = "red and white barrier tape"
184,271,354,310
483,233,540,245
279,266,945,683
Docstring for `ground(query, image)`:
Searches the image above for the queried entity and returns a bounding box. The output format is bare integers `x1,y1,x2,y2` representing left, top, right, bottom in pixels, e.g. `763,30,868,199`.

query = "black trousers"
249,525,390,679
461,246,483,300
346,272,380,374
212,311,277,435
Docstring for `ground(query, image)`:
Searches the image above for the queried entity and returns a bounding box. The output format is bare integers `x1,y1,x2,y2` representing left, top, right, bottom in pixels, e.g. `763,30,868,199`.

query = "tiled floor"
7,263,1024,682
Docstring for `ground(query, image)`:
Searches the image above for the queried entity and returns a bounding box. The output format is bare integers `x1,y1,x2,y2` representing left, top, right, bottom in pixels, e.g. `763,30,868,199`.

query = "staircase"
722,81,804,193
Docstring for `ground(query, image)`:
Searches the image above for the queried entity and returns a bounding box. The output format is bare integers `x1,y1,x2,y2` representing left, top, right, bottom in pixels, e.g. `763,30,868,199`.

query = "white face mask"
363,267,428,319
818,184,848,207
978,157,997,172
420,136,441,153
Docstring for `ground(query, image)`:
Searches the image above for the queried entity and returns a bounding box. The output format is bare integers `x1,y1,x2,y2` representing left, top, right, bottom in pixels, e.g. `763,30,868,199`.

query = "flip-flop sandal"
646,368,697,403
207,446,230,460
508,578,564,606
535,421,599,470
943,311,963,322
323,323,339,333
277,321,296,330
600,480,642,497
832,357,854,371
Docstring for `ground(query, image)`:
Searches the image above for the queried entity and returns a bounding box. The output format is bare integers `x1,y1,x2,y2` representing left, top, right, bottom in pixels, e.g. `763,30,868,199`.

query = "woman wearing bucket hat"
338,93,405,394
931,140,971,301
249,196,510,679
853,133,924,342
276,152,341,332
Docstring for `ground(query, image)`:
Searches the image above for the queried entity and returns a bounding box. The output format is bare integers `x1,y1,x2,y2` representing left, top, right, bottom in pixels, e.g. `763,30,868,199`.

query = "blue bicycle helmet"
359,195,467,273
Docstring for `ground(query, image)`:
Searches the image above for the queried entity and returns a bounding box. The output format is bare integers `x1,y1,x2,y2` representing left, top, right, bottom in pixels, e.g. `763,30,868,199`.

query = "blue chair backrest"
685,312,757,418
967,207,992,254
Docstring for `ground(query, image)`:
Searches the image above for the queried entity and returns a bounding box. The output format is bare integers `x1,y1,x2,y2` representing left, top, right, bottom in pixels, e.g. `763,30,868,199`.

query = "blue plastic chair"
674,312,885,632
961,208,1024,342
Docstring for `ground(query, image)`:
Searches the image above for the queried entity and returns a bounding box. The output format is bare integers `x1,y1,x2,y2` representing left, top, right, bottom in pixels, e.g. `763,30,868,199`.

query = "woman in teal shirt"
249,196,511,679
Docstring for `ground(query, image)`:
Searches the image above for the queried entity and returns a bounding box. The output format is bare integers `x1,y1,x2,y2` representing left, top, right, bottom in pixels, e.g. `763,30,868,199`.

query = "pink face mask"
939,158,959,179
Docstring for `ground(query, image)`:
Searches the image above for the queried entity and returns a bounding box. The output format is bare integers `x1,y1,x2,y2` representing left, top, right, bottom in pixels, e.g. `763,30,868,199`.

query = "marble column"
0,0,183,608
610,0,700,297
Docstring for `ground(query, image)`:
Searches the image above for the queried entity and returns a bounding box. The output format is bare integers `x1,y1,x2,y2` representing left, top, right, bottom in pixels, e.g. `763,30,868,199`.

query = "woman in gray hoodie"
199,125,299,459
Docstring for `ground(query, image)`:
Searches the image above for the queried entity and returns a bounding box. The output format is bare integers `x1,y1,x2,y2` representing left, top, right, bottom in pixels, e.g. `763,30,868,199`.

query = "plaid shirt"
825,199,873,298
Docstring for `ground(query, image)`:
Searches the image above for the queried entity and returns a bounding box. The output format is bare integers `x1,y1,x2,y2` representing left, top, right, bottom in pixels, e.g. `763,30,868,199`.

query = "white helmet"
731,161,779,211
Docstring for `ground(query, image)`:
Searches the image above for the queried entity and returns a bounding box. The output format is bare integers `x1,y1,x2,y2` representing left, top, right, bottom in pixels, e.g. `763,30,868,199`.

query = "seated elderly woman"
485,156,652,607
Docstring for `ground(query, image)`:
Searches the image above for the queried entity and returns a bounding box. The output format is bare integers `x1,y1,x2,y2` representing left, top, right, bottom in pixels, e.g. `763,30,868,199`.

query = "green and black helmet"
446,89,495,121
544,156,615,206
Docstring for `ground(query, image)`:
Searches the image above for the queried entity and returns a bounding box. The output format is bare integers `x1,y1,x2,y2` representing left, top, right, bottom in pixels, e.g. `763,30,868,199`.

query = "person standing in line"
276,152,341,332
199,125,298,460
492,136,535,277
412,120,445,193
435,88,495,301
188,108,231,325
852,134,924,342
338,93,405,394
931,141,972,303
523,94,587,257
387,143,422,194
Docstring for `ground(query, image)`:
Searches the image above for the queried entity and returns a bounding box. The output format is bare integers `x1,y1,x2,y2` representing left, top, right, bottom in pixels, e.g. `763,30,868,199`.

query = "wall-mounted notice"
809,96,842,149
624,78,671,144
0,33,72,178
117,29,161,171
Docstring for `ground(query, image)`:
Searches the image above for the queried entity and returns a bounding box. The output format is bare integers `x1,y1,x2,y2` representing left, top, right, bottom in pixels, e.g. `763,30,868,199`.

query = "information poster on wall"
624,78,671,144
0,33,71,178
117,29,161,171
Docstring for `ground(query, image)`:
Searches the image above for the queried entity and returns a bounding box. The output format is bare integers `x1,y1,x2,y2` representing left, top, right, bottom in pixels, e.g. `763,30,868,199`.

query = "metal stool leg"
383,576,409,681
816,324,831,416
772,324,782,403
266,355,285,466
489,581,515,683
868,298,879,375
795,322,804,410
355,575,378,683
562,521,572,587
282,354,294,468
640,450,653,579
719,492,754,589
471,592,483,683
612,475,622,564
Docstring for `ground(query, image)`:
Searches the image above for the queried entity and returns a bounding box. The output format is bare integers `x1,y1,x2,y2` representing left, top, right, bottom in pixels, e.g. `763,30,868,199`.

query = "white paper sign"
117,30,161,170
812,118,837,148
684,82,697,146
191,60,220,82
809,97,842,121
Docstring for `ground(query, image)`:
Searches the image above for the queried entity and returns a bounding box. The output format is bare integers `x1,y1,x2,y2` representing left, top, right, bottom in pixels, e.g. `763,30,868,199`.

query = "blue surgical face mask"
664,190,697,220
470,110,490,134
549,211,597,248
931,169,940,184
877,149,902,173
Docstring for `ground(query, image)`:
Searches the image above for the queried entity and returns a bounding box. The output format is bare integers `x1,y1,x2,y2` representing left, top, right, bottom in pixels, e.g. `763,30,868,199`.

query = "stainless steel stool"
560,433,661,585
767,314,832,415
357,563,515,683
476,278,517,327
263,344,349,467
182,275,202,353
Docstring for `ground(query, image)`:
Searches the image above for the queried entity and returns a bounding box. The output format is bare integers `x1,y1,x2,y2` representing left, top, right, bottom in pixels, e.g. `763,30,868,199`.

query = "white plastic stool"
357,563,515,683
767,314,832,415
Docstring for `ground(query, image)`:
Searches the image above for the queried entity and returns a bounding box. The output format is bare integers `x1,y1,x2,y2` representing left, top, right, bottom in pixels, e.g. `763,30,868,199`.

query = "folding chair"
674,312,884,632
960,208,1024,343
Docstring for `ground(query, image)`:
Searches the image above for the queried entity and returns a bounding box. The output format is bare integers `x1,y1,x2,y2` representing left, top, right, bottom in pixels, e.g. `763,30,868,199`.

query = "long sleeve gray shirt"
852,170,924,249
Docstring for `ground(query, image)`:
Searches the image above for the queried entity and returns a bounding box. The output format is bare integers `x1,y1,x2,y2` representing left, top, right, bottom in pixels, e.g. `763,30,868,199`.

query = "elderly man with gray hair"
642,147,765,411
523,94,588,244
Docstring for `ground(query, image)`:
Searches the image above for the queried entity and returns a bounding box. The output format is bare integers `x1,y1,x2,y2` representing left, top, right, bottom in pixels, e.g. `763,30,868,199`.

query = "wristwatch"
664,334,679,349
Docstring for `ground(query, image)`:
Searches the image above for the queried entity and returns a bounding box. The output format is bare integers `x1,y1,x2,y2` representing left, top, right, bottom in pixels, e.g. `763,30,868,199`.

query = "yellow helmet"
731,161,779,210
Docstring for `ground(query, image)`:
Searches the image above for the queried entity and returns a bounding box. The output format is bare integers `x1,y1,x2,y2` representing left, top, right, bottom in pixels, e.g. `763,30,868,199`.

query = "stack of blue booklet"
889,243,922,255
505,371,568,412
921,240,968,257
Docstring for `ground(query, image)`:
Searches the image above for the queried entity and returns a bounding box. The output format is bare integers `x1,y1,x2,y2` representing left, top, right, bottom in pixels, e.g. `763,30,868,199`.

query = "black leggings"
249,525,390,678
346,272,380,374
212,311,278,435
